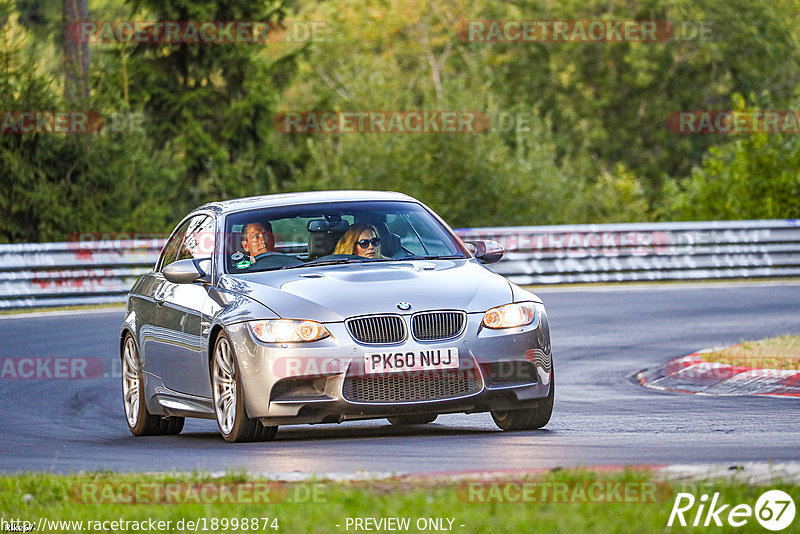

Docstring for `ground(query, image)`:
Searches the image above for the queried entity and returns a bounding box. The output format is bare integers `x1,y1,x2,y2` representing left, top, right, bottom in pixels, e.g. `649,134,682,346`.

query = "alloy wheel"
121,336,140,427
213,336,237,435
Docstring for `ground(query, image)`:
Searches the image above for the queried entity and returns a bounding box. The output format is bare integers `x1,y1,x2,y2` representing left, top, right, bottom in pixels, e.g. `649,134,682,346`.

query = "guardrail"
458,219,800,284
0,240,163,309
1,220,798,309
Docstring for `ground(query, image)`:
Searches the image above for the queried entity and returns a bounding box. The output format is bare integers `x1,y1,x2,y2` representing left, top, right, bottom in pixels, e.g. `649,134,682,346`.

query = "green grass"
1,470,797,533
703,334,800,370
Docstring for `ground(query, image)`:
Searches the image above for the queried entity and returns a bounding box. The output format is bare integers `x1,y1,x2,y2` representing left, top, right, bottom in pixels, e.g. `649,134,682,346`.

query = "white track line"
0,307,125,320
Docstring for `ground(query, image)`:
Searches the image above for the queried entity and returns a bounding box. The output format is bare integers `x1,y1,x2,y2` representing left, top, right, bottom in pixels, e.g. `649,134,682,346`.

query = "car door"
139,217,190,382
149,214,216,398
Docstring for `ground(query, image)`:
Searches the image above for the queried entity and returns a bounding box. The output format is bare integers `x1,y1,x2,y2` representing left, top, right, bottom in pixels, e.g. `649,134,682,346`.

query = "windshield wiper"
280,258,367,269
395,255,465,260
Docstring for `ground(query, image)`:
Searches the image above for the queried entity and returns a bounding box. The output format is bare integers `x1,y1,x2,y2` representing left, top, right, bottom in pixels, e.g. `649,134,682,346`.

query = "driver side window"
178,216,214,261
159,215,213,271
159,220,191,271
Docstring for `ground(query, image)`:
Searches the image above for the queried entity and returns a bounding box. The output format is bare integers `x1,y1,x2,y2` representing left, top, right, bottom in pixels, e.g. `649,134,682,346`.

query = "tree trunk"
63,0,89,101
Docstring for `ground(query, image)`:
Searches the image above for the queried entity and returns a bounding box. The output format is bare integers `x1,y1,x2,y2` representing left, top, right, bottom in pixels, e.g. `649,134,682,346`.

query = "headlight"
248,320,330,343
482,302,537,329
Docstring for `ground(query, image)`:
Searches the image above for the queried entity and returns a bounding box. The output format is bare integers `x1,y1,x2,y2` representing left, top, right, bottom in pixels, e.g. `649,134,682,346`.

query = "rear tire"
121,333,184,436
491,366,554,431
387,414,438,426
212,331,277,443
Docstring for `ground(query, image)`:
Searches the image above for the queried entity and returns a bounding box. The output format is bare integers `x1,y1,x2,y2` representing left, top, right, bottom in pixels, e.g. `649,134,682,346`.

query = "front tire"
212,331,277,443
121,333,184,436
491,366,554,431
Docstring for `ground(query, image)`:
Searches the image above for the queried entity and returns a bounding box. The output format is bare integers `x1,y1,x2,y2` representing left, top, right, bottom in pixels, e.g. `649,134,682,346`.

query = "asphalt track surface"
1,283,798,474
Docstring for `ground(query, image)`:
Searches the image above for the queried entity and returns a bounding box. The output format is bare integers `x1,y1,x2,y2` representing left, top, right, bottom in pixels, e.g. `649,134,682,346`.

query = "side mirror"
464,240,504,264
163,258,210,284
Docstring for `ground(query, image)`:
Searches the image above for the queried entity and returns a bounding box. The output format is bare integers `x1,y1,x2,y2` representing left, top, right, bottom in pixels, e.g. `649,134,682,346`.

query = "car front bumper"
226,304,552,425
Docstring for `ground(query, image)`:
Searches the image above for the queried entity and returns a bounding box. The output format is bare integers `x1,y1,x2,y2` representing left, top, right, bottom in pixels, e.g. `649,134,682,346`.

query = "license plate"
364,347,459,374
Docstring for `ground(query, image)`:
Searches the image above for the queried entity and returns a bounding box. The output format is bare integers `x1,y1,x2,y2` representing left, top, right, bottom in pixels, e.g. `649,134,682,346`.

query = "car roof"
191,190,418,216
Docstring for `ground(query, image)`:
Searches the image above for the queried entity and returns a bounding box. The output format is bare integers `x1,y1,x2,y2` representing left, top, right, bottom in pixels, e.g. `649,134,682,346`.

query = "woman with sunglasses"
333,222,385,259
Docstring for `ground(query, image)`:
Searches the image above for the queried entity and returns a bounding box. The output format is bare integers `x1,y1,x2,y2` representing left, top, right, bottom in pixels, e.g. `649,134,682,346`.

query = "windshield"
223,200,468,273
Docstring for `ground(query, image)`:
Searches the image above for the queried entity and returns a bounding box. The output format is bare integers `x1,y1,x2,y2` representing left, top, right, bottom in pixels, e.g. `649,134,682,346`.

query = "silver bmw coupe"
120,191,553,442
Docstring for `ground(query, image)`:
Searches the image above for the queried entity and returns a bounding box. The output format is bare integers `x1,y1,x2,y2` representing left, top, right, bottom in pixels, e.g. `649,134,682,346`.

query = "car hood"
218,259,512,322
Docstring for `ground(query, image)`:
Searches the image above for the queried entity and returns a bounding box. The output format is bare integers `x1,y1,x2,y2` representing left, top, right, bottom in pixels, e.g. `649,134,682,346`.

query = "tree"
0,0,186,242
471,0,800,201
277,0,595,226
62,0,89,100
124,0,300,210
660,98,800,220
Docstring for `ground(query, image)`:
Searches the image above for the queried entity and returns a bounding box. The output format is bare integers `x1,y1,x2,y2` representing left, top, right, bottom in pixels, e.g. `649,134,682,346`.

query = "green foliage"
123,0,299,209
0,0,186,242
0,4,71,242
291,124,580,229
660,126,800,220
2,470,799,534
279,1,597,227
474,0,800,198
2,0,800,242
582,164,651,223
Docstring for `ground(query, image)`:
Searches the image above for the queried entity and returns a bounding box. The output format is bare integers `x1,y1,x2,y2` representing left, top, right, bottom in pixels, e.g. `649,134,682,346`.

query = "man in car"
241,221,275,261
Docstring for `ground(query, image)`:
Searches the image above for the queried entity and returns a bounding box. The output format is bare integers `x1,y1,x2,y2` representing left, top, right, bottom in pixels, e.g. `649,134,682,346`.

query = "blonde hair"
334,223,382,256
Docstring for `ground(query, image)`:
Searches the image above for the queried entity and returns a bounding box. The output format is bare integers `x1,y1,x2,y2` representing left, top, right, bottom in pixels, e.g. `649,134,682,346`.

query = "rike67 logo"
668,490,795,531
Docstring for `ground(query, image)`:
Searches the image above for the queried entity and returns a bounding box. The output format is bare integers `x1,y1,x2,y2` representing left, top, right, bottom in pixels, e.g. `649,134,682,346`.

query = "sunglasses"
356,237,381,249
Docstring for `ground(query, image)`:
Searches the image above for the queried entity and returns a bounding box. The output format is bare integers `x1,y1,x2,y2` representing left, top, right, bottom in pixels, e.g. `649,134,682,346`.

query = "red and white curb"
636,348,800,398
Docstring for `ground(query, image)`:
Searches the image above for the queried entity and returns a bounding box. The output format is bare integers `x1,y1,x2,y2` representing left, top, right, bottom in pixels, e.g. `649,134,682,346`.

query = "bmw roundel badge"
396,302,412,311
